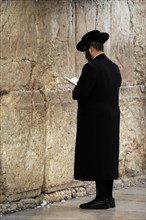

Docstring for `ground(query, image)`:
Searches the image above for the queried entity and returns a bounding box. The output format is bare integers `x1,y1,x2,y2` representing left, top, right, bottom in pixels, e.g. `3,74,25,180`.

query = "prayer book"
64,77,78,86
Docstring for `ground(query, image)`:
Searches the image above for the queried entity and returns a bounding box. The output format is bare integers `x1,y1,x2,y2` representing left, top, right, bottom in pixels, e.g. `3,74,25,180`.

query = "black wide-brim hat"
76,30,109,52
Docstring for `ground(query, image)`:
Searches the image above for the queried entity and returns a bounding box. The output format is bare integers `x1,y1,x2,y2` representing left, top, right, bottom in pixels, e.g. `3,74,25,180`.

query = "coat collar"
93,53,107,60
93,52,105,59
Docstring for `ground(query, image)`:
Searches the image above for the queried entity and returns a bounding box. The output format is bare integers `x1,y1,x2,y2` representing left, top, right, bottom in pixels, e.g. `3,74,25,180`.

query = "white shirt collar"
93,52,105,59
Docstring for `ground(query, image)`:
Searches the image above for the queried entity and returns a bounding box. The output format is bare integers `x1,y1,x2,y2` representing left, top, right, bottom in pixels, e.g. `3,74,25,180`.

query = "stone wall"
0,0,146,214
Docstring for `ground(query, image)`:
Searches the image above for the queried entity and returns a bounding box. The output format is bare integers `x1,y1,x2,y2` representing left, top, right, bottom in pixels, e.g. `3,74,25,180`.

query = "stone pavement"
1,184,145,220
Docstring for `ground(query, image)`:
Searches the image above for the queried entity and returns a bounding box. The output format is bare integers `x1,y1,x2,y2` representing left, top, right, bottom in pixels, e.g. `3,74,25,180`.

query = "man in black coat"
72,30,122,209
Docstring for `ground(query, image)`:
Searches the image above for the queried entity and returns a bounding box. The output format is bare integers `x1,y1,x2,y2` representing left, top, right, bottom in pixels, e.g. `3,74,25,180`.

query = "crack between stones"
127,0,134,31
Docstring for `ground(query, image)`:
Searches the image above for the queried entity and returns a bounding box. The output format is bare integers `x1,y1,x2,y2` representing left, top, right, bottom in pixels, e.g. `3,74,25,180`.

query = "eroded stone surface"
43,90,77,191
119,86,146,178
0,91,46,203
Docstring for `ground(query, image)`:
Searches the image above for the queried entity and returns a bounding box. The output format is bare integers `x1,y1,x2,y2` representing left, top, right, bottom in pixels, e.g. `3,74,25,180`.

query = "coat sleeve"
72,63,97,100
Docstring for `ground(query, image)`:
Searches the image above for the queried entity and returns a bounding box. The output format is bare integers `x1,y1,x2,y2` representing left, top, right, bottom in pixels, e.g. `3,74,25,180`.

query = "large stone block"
43,89,77,192
0,0,76,91
0,91,46,203
109,0,146,85
119,85,146,178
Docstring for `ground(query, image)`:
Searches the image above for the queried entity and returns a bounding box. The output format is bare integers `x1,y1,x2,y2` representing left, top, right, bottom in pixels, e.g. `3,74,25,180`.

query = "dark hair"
90,42,104,51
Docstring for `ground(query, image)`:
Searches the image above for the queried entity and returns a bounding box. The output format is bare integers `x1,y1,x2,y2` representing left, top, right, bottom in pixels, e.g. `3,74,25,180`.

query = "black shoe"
80,198,110,209
108,197,115,208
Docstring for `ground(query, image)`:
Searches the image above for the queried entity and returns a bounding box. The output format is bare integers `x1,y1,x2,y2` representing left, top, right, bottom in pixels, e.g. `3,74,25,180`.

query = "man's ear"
89,46,95,55
89,47,92,54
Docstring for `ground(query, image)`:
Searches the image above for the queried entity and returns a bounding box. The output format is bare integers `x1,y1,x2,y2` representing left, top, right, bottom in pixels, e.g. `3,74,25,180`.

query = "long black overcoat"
72,54,121,181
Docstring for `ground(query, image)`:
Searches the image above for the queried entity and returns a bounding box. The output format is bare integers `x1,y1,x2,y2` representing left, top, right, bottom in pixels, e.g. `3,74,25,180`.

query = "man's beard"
85,49,92,61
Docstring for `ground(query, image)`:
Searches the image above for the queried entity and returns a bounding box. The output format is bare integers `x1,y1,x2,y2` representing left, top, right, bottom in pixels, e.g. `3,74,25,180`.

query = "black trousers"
95,180,114,200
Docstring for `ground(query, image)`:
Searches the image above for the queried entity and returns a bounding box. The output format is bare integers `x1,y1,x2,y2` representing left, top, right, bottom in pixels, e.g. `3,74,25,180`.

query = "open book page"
64,77,78,86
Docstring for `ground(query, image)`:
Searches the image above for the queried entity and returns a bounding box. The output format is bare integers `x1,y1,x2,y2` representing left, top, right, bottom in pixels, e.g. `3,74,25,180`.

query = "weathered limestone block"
0,0,38,91
43,89,77,192
0,197,40,215
32,0,76,91
133,2,146,85
0,91,46,203
119,86,146,178
0,0,76,91
109,0,146,85
0,59,32,91
43,189,72,202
